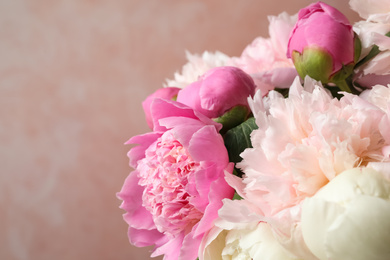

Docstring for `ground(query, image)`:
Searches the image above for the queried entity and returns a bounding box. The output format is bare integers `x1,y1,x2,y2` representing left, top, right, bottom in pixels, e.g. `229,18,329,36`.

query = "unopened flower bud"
287,2,359,84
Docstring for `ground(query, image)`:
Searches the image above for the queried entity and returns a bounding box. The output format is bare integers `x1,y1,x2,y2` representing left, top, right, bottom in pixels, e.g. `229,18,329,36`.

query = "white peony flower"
301,167,390,260
200,220,299,260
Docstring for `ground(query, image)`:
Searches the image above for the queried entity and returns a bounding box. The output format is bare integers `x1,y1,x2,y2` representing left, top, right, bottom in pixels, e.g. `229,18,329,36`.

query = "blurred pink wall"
1,1,359,259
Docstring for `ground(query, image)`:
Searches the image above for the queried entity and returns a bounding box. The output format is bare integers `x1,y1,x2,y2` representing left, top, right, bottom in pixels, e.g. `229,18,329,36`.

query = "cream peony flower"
301,167,390,260
164,50,230,88
199,221,299,260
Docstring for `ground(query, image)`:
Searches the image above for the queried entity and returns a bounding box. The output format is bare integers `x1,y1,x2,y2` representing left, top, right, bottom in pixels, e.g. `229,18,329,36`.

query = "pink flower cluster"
118,66,256,260
118,1,390,259
118,98,235,260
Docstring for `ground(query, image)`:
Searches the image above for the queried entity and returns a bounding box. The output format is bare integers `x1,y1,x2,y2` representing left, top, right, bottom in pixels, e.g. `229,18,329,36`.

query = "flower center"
138,132,203,235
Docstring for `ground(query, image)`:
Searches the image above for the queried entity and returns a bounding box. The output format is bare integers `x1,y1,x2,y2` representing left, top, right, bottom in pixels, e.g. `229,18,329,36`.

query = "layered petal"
118,98,234,260
176,66,256,119
302,167,390,260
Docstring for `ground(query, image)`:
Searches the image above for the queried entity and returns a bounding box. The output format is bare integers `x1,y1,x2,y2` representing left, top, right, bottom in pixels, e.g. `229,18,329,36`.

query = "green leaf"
233,192,243,200
355,31,390,69
214,105,249,134
353,32,362,63
355,44,380,69
224,117,258,165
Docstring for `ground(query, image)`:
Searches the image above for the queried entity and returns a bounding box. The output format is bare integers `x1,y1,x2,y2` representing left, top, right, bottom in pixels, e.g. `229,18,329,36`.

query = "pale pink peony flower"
350,0,390,86
239,76,388,211
176,66,256,119
165,50,230,89
117,98,234,260
221,76,390,258
229,12,297,95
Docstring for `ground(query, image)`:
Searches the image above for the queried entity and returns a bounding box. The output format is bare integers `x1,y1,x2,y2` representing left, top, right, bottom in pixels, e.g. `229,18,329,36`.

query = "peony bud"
287,2,359,84
142,87,180,129
176,66,256,120
301,167,390,260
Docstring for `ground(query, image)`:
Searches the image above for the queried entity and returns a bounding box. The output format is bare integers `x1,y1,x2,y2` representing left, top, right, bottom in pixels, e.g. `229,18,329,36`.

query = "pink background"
1,1,359,259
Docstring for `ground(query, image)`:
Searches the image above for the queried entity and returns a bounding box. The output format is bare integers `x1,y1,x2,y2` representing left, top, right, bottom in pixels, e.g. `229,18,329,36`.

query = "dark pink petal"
150,98,221,131
142,87,180,129
188,125,229,164
150,98,200,132
177,66,256,119
198,67,255,116
125,132,161,168
179,228,202,260
176,80,203,114
194,174,235,237
150,233,184,260
117,171,155,230
128,227,167,248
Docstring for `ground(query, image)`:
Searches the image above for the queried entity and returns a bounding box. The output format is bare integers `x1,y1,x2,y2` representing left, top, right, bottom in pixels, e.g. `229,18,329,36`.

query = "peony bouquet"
117,1,390,259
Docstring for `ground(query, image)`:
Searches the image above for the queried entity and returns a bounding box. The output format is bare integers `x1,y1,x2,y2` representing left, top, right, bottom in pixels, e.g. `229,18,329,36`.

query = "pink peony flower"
142,87,180,129
229,12,298,95
176,66,256,119
117,98,234,260
287,2,356,83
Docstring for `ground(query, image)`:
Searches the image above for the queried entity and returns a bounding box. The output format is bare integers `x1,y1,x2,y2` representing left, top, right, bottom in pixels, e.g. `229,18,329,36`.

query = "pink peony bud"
287,2,357,83
142,87,180,129
176,66,256,119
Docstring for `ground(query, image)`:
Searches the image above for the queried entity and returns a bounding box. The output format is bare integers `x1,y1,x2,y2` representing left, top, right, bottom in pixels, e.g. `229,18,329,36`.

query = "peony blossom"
199,220,298,260
117,98,234,260
165,50,230,89
301,167,390,260
228,76,390,258
142,87,180,129
287,2,356,83
176,66,256,119
238,76,389,211
229,12,298,95
213,183,317,260
350,0,390,87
